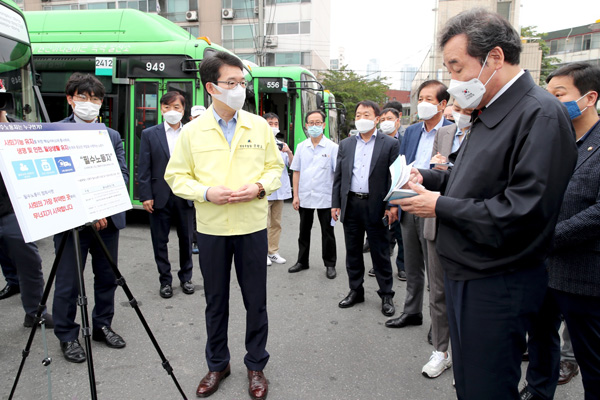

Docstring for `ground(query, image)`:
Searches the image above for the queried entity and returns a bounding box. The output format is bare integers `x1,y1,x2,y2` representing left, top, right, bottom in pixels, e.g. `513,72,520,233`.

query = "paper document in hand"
387,188,418,201
384,155,414,201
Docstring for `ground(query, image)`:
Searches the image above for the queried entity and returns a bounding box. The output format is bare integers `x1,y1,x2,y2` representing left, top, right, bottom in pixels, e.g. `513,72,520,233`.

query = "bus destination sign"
258,78,288,93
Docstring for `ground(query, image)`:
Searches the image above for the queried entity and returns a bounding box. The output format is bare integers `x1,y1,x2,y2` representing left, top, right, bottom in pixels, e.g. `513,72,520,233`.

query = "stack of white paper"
384,155,418,201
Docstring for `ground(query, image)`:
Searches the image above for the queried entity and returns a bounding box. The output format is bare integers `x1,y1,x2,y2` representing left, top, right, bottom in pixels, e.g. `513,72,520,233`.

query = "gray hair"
439,8,522,65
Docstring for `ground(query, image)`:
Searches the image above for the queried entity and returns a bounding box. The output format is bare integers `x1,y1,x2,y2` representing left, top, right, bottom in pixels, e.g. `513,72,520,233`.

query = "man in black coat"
395,10,578,399
53,73,129,363
522,62,600,400
332,100,400,317
138,91,194,299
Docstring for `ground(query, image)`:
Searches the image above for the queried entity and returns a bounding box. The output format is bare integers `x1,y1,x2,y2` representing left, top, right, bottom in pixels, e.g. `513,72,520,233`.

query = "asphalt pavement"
0,201,585,399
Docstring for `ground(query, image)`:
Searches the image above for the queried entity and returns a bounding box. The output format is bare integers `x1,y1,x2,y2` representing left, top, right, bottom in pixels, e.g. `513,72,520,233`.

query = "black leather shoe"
0,284,20,300
181,281,195,294
427,325,433,345
381,296,395,316
339,290,365,308
397,270,407,281
385,312,423,328
24,313,54,329
92,326,126,348
558,360,579,385
60,339,86,363
368,268,375,277
160,284,173,298
288,263,309,273
326,267,336,279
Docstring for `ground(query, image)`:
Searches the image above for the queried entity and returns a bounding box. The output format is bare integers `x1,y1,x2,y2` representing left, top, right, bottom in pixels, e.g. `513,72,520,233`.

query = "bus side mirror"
0,92,15,113
316,92,324,110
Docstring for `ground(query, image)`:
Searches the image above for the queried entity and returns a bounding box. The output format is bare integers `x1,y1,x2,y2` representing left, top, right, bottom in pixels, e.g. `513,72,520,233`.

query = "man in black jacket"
395,10,577,399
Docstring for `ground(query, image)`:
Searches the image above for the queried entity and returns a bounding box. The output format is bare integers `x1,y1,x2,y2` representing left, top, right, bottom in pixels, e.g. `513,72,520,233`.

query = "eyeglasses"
214,80,248,89
306,121,324,126
72,93,102,104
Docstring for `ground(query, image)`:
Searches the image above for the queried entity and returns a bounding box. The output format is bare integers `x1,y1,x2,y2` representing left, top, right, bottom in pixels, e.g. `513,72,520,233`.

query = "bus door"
256,77,290,143
130,78,195,204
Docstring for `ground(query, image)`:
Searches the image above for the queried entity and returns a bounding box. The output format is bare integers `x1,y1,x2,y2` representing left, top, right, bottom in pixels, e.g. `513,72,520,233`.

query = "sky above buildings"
330,0,598,88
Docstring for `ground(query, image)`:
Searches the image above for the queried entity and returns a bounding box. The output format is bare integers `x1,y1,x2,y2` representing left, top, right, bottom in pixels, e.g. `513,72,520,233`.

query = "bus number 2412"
146,62,166,72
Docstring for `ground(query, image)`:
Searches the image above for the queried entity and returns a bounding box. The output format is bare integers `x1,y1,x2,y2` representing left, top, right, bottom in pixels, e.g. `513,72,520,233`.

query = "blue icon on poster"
34,158,58,177
11,160,38,180
55,156,75,174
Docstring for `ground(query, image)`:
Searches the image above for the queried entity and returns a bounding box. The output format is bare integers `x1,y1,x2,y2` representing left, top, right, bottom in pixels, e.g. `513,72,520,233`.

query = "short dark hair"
305,110,326,123
383,101,403,114
439,8,522,65
160,91,186,108
380,108,400,119
263,112,279,121
547,62,600,107
355,100,381,116
417,80,450,104
65,72,105,99
200,51,245,90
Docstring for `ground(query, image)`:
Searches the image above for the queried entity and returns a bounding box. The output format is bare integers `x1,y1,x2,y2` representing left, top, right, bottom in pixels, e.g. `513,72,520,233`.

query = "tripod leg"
9,229,69,400
71,228,98,400
89,226,188,400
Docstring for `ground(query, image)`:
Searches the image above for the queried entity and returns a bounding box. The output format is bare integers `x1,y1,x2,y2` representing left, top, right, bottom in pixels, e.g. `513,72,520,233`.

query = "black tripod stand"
9,223,188,399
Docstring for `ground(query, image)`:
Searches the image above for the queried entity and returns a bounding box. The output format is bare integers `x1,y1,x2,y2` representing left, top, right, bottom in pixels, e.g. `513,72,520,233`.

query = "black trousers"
196,229,269,372
445,264,547,400
296,207,336,267
554,288,600,400
342,195,394,297
149,194,194,286
53,223,119,342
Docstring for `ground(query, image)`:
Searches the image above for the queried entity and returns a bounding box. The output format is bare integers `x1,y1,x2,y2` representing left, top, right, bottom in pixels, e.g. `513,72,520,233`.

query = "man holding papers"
332,100,400,317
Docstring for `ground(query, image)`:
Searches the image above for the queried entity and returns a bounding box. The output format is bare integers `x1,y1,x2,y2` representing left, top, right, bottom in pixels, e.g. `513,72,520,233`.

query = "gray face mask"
73,101,101,121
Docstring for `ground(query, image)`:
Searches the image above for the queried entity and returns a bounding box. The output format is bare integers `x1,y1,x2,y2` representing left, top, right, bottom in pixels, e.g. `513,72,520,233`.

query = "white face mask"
271,127,280,136
73,101,101,121
163,110,183,125
379,120,397,135
451,111,472,131
447,52,497,109
211,83,246,111
417,101,440,121
355,118,375,134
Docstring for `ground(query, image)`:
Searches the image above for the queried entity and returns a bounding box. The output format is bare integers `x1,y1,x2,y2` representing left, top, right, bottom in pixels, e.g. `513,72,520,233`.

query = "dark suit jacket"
420,71,577,281
60,115,128,229
332,131,400,223
138,123,192,210
548,120,600,297
400,118,453,163
423,123,457,242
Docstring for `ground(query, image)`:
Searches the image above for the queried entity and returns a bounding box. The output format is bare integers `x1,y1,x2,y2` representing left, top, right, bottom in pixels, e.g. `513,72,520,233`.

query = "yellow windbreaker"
164,106,284,236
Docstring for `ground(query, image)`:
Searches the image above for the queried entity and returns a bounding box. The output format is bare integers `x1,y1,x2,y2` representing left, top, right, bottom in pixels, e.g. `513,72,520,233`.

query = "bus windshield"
0,4,42,122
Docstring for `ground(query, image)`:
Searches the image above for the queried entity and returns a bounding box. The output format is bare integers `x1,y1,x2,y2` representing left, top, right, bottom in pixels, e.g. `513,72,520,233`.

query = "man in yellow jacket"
164,51,283,400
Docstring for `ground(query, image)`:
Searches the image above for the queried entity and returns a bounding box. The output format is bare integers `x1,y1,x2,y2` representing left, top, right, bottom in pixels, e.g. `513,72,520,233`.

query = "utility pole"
257,0,264,66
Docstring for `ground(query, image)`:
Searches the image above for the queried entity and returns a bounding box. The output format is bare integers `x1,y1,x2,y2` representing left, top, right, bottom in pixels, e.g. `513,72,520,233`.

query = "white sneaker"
422,351,452,378
268,253,286,264
267,257,272,266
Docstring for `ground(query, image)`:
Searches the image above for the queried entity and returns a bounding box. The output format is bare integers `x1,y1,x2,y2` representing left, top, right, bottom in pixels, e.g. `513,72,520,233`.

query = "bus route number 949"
146,62,166,72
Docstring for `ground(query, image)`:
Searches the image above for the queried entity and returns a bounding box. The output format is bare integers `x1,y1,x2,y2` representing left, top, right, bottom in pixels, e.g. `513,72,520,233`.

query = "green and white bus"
25,8,236,206
1,0,47,123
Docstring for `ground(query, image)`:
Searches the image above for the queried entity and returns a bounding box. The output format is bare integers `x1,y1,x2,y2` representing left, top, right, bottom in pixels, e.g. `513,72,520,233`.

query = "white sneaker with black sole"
268,253,286,264
267,257,272,266
422,350,452,378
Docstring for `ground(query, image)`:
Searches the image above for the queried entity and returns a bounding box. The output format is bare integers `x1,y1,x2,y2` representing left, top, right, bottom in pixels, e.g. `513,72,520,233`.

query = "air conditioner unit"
221,8,233,19
265,35,278,48
254,6,259,14
186,10,198,21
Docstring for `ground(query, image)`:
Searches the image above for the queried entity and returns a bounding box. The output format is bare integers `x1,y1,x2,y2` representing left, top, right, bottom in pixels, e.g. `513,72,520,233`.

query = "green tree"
521,26,560,86
321,65,390,137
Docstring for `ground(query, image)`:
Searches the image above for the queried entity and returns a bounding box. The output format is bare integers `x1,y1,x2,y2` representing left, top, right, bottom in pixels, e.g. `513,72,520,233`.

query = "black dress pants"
296,207,336,267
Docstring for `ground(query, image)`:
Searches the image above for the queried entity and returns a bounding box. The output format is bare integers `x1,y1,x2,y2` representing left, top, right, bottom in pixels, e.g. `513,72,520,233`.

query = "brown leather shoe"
558,360,579,385
196,364,230,398
248,369,268,400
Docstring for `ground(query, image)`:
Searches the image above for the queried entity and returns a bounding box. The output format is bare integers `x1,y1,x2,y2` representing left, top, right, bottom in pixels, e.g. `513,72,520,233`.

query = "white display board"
0,123,132,242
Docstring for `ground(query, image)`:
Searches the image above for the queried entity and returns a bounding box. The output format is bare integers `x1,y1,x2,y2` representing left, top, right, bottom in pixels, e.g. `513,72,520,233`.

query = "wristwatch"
256,182,266,199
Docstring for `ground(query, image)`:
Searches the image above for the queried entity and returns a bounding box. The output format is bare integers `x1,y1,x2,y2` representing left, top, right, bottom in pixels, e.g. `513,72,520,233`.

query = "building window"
572,35,583,52
274,51,311,66
592,32,600,49
184,26,199,37
550,40,557,55
237,53,257,63
583,34,592,51
274,21,310,35
496,1,511,22
222,24,258,50
266,0,311,4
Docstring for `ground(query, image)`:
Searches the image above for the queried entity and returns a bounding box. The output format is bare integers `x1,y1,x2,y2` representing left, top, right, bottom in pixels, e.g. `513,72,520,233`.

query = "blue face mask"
307,125,323,137
563,92,590,120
